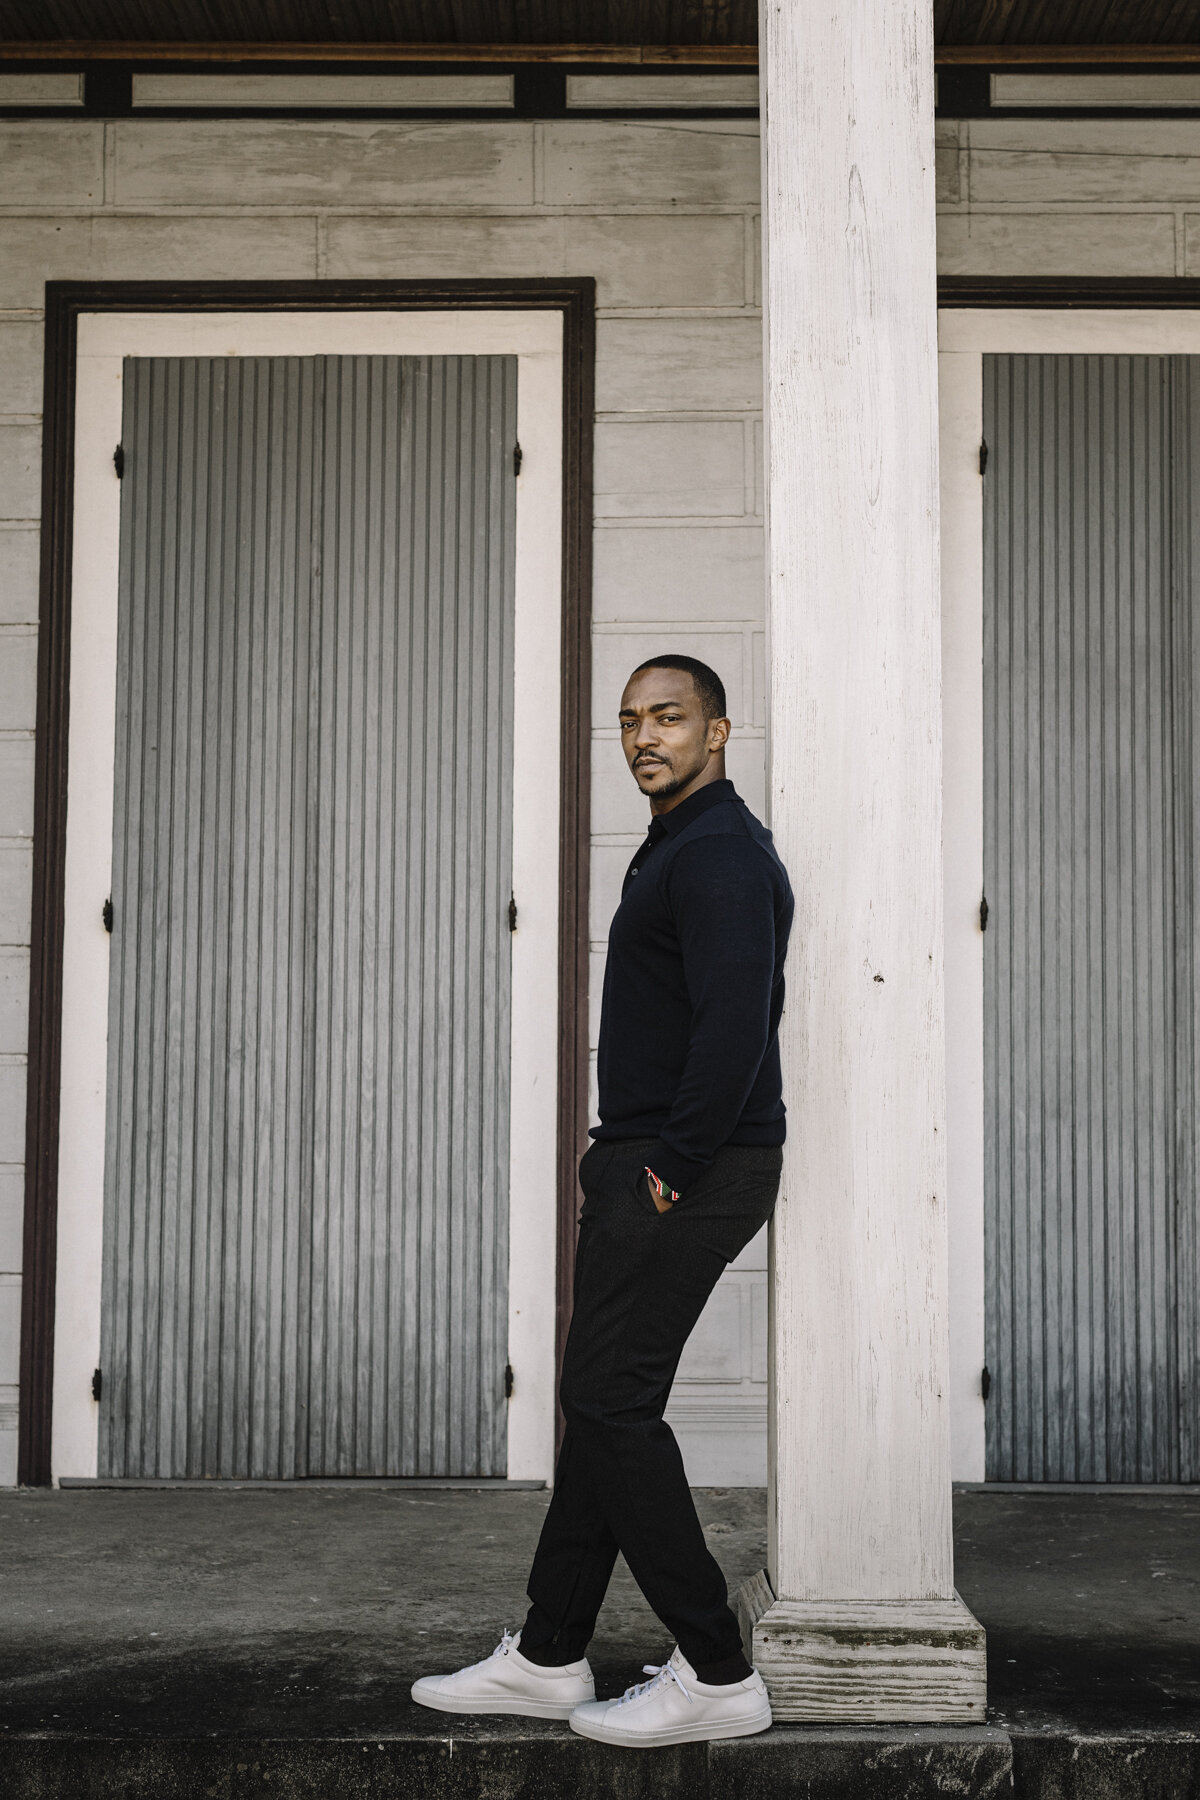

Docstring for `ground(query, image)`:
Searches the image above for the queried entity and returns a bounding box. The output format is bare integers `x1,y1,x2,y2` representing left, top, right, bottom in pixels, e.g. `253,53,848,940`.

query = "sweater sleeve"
646,833,778,1198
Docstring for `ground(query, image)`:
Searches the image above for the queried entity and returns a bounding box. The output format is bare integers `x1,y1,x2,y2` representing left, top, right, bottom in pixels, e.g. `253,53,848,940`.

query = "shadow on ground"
0,1485,1196,1741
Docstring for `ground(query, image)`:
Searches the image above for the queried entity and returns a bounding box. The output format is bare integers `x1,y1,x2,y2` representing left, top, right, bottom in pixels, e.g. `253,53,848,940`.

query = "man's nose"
633,718,659,749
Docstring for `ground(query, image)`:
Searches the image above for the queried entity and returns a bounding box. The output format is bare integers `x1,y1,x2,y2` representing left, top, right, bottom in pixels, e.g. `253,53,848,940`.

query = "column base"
735,1571,987,1723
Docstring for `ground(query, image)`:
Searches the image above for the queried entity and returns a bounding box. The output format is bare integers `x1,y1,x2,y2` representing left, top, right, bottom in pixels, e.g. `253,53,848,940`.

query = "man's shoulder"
667,800,789,882
674,795,766,845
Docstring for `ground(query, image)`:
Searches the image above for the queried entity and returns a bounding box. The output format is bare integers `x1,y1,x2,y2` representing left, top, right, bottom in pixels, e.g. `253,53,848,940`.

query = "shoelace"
490,1629,516,1659
616,1660,693,1707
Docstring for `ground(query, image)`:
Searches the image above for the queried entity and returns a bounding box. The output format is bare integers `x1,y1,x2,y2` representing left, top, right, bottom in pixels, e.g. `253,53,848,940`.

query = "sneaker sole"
568,1706,772,1747
412,1686,588,1721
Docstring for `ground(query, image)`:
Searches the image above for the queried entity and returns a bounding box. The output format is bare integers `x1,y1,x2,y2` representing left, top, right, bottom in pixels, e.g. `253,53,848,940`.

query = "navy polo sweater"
591,778,794,1197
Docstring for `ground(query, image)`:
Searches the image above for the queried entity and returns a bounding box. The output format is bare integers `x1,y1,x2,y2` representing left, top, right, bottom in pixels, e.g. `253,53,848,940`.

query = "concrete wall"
0,110,1192,1484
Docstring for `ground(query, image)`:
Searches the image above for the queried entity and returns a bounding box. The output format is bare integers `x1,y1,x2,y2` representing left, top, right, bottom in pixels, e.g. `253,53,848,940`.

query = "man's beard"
634,758,699,800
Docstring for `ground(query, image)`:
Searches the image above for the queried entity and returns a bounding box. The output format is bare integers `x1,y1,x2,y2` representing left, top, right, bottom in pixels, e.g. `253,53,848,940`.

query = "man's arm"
645,834,778,1199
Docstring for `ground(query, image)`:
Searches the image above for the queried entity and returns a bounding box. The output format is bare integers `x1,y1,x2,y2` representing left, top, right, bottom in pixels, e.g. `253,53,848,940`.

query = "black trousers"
521,1136,782,1669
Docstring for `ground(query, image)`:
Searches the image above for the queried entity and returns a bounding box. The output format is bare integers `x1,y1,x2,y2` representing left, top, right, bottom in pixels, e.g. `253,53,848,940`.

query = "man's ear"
709,715,732,751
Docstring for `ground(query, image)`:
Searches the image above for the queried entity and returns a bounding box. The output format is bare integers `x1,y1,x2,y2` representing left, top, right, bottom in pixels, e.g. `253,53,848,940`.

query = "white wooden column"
741,0,986,1721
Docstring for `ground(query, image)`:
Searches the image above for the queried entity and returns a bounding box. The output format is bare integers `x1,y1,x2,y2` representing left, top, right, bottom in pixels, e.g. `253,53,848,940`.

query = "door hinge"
981,1365,991,1402
113,443,125,479
979,438,988,477
102,897,114,933
508,895,518,933
504,1363,514,1400
979,894,989,933
512,442,523,478
92,1368,103,1402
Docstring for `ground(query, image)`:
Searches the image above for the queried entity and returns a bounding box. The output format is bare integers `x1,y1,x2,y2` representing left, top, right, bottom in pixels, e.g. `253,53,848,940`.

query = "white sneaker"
411,1629,595,1720
569,1647,771,1747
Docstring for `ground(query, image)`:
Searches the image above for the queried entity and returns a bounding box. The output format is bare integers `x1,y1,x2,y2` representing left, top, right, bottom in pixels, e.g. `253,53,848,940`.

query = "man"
412,654,793,1747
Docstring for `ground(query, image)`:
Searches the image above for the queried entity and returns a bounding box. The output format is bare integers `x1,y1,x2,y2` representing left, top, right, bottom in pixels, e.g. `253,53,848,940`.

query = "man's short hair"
630,654,727,722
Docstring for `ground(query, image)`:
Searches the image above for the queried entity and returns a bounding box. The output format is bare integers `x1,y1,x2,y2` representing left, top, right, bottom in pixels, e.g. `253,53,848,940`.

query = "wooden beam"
936,42,1200,64
0,39,758,66
6,37,1200,70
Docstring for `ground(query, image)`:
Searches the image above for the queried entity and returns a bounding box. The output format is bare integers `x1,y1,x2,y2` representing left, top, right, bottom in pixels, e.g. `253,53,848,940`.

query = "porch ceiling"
0,3,761,48
0,0,1198,52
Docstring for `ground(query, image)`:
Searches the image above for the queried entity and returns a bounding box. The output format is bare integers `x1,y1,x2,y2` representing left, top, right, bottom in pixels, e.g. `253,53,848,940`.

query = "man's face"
618,667,728,802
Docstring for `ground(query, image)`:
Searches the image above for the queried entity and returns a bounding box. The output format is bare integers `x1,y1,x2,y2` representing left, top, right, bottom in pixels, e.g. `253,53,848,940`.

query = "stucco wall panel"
0,322,46,416
0,1063,26,1165
113,120,536,208
724,732,766,819
936,123,961,206
594,419,749,518
0,632,37,731
937,210,1177,276
0,528,40,625
970,118,1200,206
0,1169,22,1272
541,120,759,208
596,318,761,412
564,214,748,307
0,951,28,1055
0,426,41,522
0,847,31,951
0,216,320,307
589,843,633,943
1182,213,1200,272
0,123,103,207
593,524,764,621
0,741,34,840
0,1274,20,1387
590,748,651,839
324,213,565,279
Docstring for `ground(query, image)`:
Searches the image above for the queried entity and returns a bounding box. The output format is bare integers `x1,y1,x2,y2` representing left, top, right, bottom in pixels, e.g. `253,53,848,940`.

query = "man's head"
618,655,731,809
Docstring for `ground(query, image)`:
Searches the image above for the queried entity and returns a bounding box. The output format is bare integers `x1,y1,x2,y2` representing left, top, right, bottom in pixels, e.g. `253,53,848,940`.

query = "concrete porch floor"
0,1484,1197,1798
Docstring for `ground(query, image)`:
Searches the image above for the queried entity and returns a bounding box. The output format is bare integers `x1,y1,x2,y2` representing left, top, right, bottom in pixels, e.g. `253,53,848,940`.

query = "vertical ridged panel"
983,352,1197,1482
100,354,516,1478
1172,360,1200,1483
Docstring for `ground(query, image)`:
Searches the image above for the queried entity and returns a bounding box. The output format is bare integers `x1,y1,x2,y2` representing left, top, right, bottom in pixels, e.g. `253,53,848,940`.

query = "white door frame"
53,309,564,1483
939,307,1200,1481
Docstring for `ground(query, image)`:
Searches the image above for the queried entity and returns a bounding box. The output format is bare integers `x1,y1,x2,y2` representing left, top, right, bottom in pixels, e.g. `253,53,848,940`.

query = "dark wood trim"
939,276,1200,306
14,38,1200,69
0,41,757,65
936,44,1200,65
17,278,77,1488
555,287,594,1457
18,276,595,1485
15,35,1200,71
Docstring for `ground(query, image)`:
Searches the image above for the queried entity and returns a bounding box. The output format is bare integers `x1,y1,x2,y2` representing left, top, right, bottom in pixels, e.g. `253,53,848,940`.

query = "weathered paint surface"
760,0,953,1601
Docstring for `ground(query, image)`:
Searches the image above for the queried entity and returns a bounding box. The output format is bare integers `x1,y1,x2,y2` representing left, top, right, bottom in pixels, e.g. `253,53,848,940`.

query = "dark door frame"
18,278,594,1486
939,275,1200,307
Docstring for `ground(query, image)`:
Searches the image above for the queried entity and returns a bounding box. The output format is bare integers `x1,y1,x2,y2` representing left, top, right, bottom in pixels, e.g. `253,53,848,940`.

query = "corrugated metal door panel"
99,354,517,1478
1173,361,1200,1483
983,352,1198,1482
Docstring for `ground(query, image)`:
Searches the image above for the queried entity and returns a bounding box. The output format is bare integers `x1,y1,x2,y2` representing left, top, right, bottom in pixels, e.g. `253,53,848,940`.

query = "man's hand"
645,1167,678,1213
